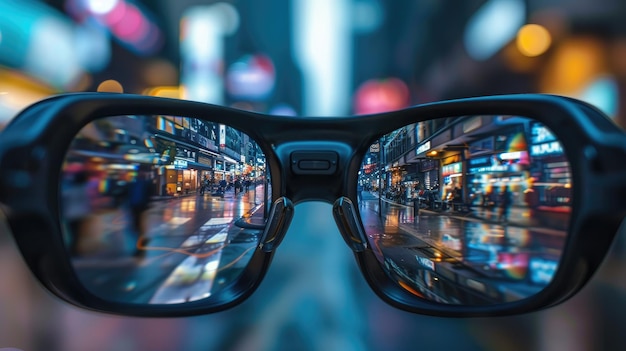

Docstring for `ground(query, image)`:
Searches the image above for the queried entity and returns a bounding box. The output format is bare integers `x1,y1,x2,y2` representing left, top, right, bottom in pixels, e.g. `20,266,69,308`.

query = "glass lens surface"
357,115,571,305
59,115,271,304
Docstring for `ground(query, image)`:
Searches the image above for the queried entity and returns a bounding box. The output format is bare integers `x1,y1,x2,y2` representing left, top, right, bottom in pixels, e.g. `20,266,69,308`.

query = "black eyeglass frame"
0,92,625,318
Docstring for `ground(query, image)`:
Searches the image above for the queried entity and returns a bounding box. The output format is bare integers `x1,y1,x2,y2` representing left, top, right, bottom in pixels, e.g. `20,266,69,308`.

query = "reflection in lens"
59,115,271,305
357,115,571,305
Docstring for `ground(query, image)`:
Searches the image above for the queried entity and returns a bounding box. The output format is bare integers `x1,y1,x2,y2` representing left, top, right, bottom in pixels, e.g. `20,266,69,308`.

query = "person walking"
217,178,227,197
498,185,513,223
128,171,154,258
234,178,241,196
62,170,92,256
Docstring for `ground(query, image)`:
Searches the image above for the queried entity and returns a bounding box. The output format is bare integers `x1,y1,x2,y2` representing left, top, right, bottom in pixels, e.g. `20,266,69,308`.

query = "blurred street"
358,191,564,304
71,186,266,305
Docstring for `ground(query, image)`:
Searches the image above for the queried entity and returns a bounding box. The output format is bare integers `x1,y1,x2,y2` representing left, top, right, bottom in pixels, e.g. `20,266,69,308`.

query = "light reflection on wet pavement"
71,188,265,304
50,188,571,350
358,191,566,304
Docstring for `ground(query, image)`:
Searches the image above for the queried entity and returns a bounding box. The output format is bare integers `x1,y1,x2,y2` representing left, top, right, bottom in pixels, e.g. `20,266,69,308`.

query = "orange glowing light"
143,86,181,98
517,24,552,57
97,79,124,93
539,37,606,95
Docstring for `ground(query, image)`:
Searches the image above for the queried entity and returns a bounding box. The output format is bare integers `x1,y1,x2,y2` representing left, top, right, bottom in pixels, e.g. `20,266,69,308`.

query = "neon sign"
530,141,563,156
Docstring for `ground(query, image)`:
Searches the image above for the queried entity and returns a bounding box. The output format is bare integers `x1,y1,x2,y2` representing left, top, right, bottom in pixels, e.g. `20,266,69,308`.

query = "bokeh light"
464,0,526,61
539,37,606,95
354,78,409,114
143,86,180,98
142,59,178,87
580,76,619,118
517,24,552,57
226,54,276,100
96,79,123,93
85,0,119,15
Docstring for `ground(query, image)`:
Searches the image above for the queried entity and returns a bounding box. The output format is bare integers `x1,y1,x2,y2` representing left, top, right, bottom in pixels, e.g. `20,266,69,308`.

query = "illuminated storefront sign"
469,151,527,173
442,162,462,177
529,257,558,285
529,122,564,157
500,151,524,160
419,158,438,172
198,155,213,166
530,141,563,156
530,123,563,156
174,159,188,169
470,164,510,173
469,156,490,166
416,140,431,154
530,123,556,144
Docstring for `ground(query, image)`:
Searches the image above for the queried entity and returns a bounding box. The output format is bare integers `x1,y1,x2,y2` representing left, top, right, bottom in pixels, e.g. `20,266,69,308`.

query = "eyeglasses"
1,92,625,317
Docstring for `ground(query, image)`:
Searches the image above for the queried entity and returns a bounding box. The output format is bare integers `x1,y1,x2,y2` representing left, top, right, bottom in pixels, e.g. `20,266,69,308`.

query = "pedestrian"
128,170,154,257
62,170,92,256
357,183,363,202
200,176,210,195
219,178,227,193
234,178,241,196
498,185,513,223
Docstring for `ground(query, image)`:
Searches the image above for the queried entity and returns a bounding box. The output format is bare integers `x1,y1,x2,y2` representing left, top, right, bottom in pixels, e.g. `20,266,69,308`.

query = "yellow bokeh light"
517,24,552,57
539,37,606,95
97,79,124,93
143,86,181,98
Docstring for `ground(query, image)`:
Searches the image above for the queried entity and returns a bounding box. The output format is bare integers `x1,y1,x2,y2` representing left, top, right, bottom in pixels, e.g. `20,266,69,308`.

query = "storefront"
159,145,202,195
197,152,215,186
161,158,197,195
467,151,530,207
466,125,531,207
417,158,439,190
399,164,419,200
441,155,463,202
442,160,463,200
527,122,572,207
389,161,403,188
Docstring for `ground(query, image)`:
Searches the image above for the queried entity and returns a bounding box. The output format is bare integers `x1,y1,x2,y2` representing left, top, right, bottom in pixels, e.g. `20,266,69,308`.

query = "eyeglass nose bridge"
258,197,295,252
332,196,369,252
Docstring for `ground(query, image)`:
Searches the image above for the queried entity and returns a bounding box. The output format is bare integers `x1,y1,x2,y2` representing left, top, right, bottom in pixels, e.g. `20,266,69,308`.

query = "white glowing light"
85,0,120,15
293,0,352,115
464,0,526,61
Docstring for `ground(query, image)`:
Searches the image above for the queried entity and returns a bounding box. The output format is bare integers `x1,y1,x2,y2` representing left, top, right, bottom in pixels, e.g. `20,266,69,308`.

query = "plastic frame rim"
0,92,625,317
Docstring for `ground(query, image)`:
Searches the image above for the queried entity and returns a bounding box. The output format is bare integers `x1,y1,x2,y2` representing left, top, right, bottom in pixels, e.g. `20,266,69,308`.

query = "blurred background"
2,0,626,350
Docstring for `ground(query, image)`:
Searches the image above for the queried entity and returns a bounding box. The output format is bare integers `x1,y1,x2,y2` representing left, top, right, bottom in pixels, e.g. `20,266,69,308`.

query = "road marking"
149,226,231,304
204,217,233,225
169,217,192,225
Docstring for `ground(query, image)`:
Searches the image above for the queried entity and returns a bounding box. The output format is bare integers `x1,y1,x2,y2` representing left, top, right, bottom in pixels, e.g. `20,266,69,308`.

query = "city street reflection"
358,114,570,305
59,115,270,304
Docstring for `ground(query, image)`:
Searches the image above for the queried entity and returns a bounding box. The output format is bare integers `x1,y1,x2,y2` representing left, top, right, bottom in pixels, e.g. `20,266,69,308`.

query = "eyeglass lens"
59,115,271,305
358,115,571,305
